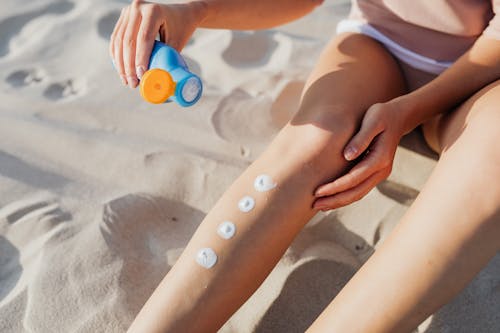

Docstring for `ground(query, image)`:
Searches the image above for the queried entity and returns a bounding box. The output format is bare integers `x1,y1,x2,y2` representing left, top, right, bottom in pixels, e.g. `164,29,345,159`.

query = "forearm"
193,0,323,30
396,36,500,133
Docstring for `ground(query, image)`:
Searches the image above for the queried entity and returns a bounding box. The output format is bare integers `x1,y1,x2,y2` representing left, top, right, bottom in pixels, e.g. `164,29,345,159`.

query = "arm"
199,0,324,30
314,35,500,209
110,0,322,88
397,35,500,135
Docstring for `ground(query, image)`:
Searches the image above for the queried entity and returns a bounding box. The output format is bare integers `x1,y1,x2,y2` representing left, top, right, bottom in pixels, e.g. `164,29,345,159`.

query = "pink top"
350,0,500,61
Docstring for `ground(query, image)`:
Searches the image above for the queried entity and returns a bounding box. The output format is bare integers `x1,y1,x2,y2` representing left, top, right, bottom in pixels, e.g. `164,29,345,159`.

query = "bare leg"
127,33,405,333
307,80,500,333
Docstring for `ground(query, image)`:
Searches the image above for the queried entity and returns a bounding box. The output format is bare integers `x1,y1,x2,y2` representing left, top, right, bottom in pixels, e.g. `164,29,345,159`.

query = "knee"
274,105,359,165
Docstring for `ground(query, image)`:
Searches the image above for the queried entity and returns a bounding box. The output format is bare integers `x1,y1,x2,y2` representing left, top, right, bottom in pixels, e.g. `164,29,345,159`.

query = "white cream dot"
196,248,217,269
238,196,255,212
217,221,236,239
254,174,277,192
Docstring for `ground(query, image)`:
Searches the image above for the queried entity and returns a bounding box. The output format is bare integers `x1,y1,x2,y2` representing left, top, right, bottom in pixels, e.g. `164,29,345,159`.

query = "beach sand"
0,0,499,332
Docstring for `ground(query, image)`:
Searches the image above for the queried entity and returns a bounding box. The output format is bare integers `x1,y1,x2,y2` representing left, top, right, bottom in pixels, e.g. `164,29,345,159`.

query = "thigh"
266,33,406,186
294,32,406,128
431,79,500,155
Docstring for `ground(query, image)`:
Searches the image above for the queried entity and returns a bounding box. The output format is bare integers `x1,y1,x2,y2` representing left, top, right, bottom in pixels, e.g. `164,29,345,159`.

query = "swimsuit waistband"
336,19,454,75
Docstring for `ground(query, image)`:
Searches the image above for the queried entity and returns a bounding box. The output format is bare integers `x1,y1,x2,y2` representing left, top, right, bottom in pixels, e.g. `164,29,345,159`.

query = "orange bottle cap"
140,69,176,104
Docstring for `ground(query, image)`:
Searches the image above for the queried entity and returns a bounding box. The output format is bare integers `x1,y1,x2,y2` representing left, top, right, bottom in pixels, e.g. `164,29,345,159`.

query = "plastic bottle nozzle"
176,75,202,106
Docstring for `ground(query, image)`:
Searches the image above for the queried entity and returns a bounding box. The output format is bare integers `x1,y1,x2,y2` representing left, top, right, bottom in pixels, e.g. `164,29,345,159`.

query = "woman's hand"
313,101,408,211
110,0,207,88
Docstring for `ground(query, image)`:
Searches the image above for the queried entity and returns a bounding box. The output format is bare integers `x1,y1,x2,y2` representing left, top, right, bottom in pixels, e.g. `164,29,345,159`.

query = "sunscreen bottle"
140,40,202,107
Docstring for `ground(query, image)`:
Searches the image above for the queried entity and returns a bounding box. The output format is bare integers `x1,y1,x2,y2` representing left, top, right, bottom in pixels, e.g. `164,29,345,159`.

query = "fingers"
344,107,384,161
312,103,401,211
315,133,394,198
135,5,160,80
314,150,380,197
112,7,129,86
110,3,159,88
313,168,389,211
123,5,143,88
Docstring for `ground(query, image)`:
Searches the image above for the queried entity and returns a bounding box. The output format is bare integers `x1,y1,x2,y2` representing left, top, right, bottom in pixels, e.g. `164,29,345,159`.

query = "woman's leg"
307,80,500,333
127,33,405,333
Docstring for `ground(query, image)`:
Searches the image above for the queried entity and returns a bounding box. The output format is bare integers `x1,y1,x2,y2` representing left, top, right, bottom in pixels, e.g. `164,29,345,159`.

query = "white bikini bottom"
336,19,454,75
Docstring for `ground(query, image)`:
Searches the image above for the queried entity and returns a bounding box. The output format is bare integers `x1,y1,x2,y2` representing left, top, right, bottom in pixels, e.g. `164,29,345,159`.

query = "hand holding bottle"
109,0,207,88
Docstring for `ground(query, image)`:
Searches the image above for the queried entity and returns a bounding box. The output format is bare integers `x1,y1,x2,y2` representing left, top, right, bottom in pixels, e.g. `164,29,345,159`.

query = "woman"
110,0,500,332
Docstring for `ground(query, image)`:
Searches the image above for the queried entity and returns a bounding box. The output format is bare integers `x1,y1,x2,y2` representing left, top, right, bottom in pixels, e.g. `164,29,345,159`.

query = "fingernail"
344,147,357,160
136,66,145,80
128,76,138,88
120,75,127,86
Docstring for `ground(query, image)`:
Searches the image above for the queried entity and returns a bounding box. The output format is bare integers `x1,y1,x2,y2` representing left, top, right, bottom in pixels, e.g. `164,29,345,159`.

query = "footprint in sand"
6,69,84,101
0,195,72,255
0,198,72,228
43,79,84,101
0,236,21,302
100,193,204,262
5,69,84,100
211,89,279,155
0,150,69,189
212,80,305,157
0,0,74,57
6,68,45,87
222,31,278,68
99,193,204,317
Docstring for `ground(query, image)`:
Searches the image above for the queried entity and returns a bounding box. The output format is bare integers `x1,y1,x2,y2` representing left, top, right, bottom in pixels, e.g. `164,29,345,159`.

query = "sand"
0,0,499,332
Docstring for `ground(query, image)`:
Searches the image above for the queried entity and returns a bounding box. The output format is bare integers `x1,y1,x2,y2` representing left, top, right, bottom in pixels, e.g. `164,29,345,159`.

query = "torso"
350,0,497,60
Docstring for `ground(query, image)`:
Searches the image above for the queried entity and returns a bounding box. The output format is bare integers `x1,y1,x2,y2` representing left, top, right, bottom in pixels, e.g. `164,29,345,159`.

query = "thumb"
344,111,383,161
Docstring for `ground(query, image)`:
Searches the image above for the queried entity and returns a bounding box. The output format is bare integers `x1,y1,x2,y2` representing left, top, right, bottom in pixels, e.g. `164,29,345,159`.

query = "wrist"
191,0,212,25
187,1,210,25
387,94,422,135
